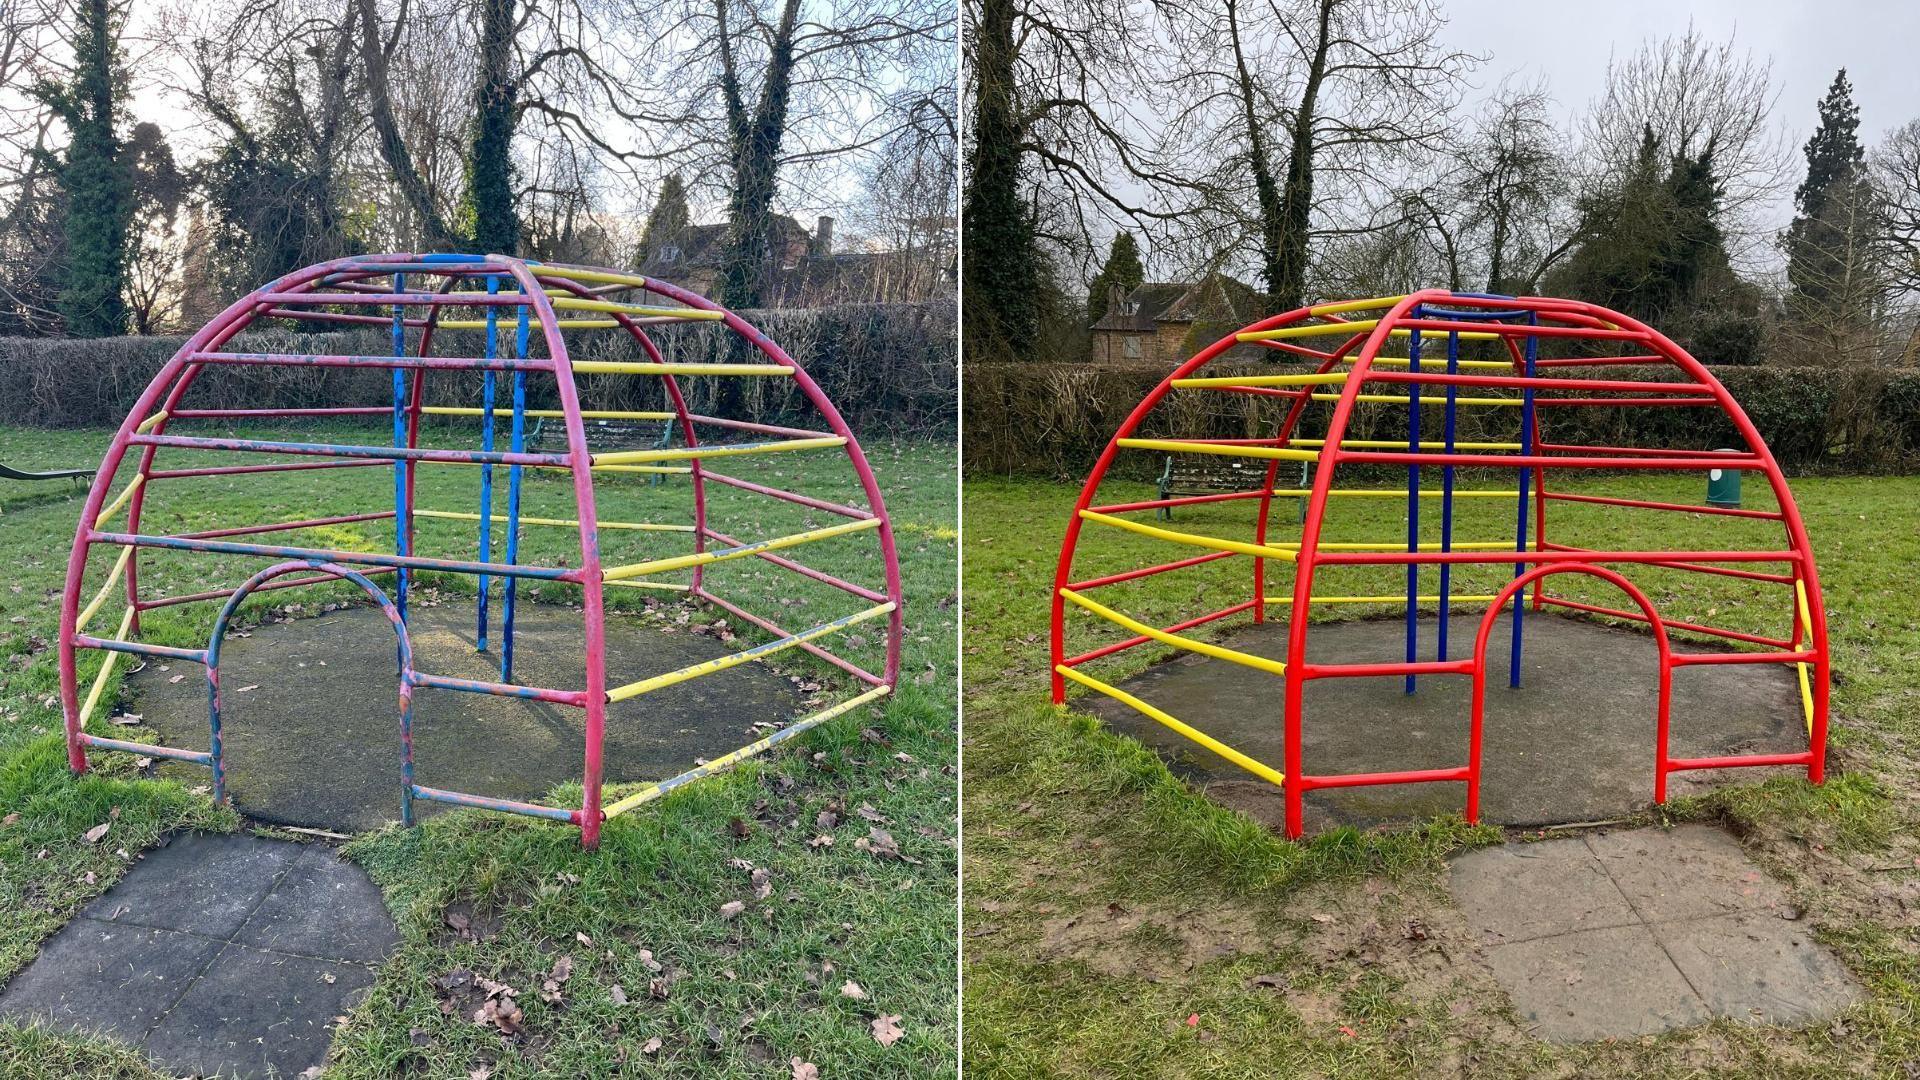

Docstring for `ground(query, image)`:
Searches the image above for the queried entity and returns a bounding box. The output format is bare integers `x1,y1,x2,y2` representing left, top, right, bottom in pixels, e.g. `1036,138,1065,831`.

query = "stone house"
1089,273,1264,364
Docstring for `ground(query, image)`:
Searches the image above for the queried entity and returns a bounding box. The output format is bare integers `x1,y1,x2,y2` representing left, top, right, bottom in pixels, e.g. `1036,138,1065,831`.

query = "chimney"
815,215,834,256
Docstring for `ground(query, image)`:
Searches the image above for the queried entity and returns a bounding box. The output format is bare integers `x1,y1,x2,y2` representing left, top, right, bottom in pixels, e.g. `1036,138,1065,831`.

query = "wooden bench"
529,417,674,455
1156,454,1310,522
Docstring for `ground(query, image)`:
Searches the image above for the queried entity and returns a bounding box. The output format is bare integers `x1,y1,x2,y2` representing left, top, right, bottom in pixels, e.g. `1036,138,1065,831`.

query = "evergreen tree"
1784,69,1876,319
638,174,691,264
36,0,131,336
1086,232,1144,319
961,0,1042,360
459,0,519,255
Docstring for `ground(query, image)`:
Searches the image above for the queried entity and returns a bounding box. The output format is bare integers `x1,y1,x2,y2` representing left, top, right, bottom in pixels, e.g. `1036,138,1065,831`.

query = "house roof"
1090,273,1263,332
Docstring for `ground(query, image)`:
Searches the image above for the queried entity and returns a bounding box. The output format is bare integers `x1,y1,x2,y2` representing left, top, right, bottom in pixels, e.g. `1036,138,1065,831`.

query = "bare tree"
1875,118,1920,299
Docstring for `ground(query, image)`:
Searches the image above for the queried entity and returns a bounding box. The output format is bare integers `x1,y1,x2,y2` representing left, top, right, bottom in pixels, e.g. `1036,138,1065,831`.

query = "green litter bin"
1706,449,1741,508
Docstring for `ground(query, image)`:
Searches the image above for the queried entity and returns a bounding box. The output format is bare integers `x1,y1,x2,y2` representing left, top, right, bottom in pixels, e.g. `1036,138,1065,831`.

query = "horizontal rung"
590,436,845,466
73,633,208,663
1056,664,1287,787
1669,650,1818,667
1174,372,1351,388
191,350,554,373
1116,438,1320,462
423,407,673,421
1290,439,1523,451
1346,355,1515,371
1313,393,1523,407
414,509,693,533
434,318,625,330
1238,320,1501,342
603,580,693,592
92,531,579,581
531,266,649,288
79,734,213,765
1077,509,1301,562
1265,593,1502,605
603,518,881,580
409,671,589,705
569,362,790,376
1277,488,1523,499
547,297,724,320
1059,588,1286,676
600,684,894,819
606,602,895,702
410,784,577,821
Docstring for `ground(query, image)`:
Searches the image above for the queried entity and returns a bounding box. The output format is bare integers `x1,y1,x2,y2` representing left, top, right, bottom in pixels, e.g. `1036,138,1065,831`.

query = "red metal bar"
1253,338,1340,360
1061,599,1258,667
73,634,209,662
1065,550,1236,591
409,671,590,706
148,459,389,480
1301,766,1471,790
131,433,568,468
190,350,555,373
1179,383,1309,399
1391,317,1651,342
1669,650,1817,667
265,307,436,328
1537,594,1793,648
411,783,580,822
693,587,885,686
699,527,887,602
1665,751,1814,772
1301,658,1475,679
169,407,392,419
1534,397,1720,408
699,471,873,519
174,511,396,541
1539,541,1796,582
1530,354,1670,367
1090,489,1267,514
1323,547,1796,567
685,414,835,440
1536,443,1749,460
79,733,214,765
136,567,399,611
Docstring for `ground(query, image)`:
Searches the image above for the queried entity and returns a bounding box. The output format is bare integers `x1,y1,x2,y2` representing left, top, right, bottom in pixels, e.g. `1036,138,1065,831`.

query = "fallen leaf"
82,822,110,844
469,1067,494,1080
791,1058,819,1080
807,834,834,849
1247,973,1287,990
609,984,629,1005
871,1013,904,1047
236,684,259,693
751,868,772,899
840,979,868,1000
1,813,18,827
720,900,746,919
641,1035,663,1053
815,808,839,830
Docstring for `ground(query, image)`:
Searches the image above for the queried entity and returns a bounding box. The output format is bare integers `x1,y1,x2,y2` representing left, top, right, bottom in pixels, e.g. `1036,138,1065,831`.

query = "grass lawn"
961,470,1920,1078
0,423,957,1078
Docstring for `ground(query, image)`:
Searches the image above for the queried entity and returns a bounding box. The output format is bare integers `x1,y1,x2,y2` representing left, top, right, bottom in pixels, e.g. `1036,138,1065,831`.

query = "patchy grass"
0,423,957,1077
962,472,1920,1077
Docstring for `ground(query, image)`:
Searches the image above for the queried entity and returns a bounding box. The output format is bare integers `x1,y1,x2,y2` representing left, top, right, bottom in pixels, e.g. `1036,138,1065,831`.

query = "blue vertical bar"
391,273,408,630
1437,329,1459,663
501,303,529,683
477,275,498,651
1510,311,1539,688
1404,319,1422,694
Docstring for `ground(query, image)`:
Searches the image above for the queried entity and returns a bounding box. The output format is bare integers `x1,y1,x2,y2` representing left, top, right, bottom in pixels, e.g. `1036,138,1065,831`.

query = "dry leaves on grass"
539,955,572,1004
81,822,110,844
791,1058,820,1079
720,900,746,919
871,1013,904,1047
840,979,868,1000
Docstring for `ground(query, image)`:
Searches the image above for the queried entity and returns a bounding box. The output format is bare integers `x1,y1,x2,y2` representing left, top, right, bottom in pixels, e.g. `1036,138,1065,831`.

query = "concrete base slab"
0,832,399,1079
1448,825,1861,1042
1080,613,1805,831
125,599,805,832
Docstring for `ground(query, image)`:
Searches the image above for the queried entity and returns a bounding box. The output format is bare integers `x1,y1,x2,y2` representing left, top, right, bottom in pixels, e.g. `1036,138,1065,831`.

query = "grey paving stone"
1447,838,1639,943
0,920,221,1044
141,943,373,1080
235,845,399,963
1483,924,1711,1042
79,833,300,939
1653,911,1863,1025
1586,825,1790,922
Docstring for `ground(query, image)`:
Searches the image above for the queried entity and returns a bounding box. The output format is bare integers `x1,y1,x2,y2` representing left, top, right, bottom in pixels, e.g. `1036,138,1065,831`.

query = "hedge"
963,360,1920,478
0,300,957,438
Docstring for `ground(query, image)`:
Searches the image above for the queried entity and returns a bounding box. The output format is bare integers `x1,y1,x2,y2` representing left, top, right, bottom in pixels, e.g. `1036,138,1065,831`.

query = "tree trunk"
354,0,458,248
1271,0,1334,311
463,0,519,255
716,0,802,310
57,0,130,337
1226,0,1284,301
959,0,1039,359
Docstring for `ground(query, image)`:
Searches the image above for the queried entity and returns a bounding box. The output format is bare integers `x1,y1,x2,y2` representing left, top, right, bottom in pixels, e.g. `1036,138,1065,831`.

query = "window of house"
1123,335,1142,359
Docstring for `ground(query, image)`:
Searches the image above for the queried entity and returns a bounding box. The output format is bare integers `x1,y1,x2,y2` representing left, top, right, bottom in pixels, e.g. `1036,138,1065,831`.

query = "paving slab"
1653,912,1864,1025
141,944,375,1079
1081,613,1804,832
0,832,398,1079
1447,840,1639,943
1482,924,1710,1041
77,832,300,939
1445,826,1863,1042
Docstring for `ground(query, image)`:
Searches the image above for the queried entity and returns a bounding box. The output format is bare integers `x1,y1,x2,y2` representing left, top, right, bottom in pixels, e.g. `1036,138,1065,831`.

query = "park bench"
1156,452,1309,522
531,417,677,484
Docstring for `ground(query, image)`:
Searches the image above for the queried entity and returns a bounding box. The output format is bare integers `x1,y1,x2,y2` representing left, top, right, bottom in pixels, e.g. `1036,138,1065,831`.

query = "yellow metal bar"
1312,393,1522,407
1114,438,1320,463
75,545,134,634
135,411,169,434
531,266,650,288
1173,372,1350,389
416,459,693,475
436,318,623,330
1057,664,1287,787
1238,321,1499,343
603,580,693,592
1795,580,1816,736
1265,593,1502,605
606,602,895,702
547,296,724,320
1307,295,1407,317
1347,355,1514,371
1290,439,1523,451
1268,541,1516,551
1060,588,1284,675
1078,509,1300,562
423,407,676,421
603,517,881,581
93,475,144,527
591,436,844,466
414,509,694,533
602,684,893,819
569,361,791,377
78,607,136,728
